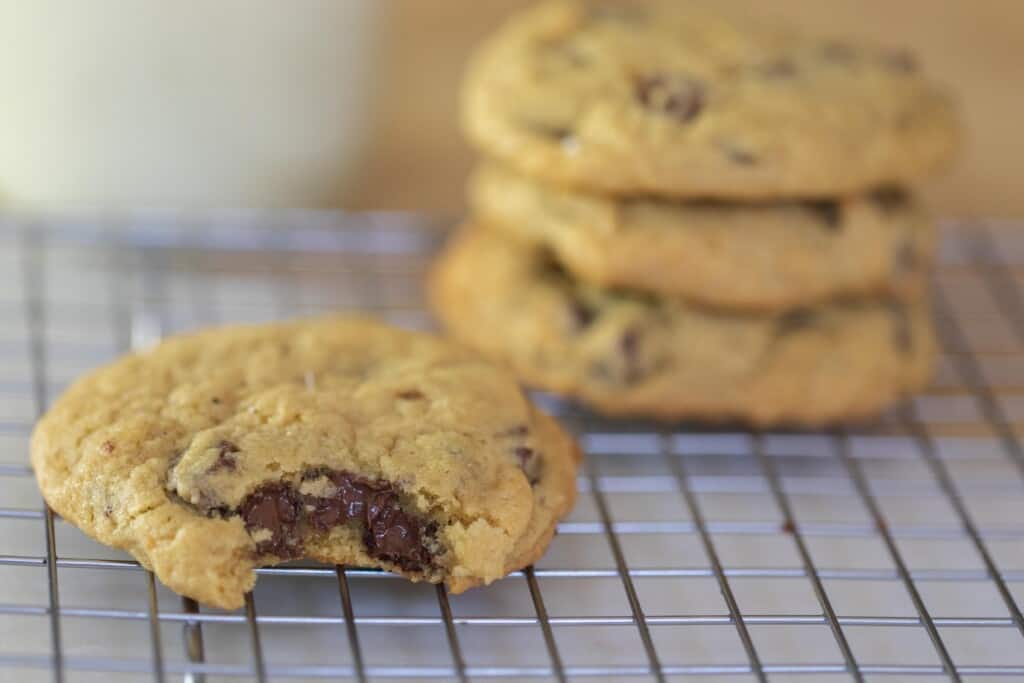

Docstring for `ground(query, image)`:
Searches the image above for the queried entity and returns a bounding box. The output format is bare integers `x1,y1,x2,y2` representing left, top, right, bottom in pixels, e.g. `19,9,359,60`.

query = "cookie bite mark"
635,73,705,122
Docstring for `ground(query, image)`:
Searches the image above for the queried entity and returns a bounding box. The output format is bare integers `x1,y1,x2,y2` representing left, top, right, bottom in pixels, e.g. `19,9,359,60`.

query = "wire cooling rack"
0,212,1023,683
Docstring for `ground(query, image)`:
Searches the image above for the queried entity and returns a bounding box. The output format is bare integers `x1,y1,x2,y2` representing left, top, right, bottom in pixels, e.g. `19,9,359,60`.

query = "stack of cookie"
430,0,960,425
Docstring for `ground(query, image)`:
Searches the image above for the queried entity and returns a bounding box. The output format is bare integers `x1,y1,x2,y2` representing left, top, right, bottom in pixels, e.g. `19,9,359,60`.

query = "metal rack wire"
0,212,1023,682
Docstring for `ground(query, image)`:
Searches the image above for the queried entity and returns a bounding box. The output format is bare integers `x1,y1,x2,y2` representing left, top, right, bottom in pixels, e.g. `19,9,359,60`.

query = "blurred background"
0,0,1020,217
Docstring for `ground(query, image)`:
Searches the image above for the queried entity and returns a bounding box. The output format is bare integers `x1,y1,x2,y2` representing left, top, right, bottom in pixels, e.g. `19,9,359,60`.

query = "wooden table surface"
346,0,1023,219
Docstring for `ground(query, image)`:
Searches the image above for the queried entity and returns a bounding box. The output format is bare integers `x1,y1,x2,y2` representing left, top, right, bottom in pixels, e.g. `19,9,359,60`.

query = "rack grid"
0,212,1022,682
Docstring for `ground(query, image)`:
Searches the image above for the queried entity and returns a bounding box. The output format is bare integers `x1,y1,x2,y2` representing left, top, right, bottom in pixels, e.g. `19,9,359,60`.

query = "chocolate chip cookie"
430,227,935,425
462,0,960,199
31,318,579,609
472,162,934,311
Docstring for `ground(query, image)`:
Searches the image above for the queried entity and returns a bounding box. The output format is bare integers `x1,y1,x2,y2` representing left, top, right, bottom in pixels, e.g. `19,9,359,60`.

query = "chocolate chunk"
240,483,303,558
363,486,435,571
234,470,439,570
777,310,816,335
890,304,912,352
211,440,240,472
882,50,917,73
807,201,841,230
397,389,425,400
310,471,436,572
754,59,797,78
635,73,705,122
871,187,905,213
821,41,857,63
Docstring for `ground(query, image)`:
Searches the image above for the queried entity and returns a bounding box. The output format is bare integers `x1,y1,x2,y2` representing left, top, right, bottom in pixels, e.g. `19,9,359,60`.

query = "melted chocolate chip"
635,73,705,122
366,498,435,571
882,50,917,73
240,483,303,558
211,440,240,472
890,304,913,352
807,201,841,231
239,470,438,572
397,389,425,400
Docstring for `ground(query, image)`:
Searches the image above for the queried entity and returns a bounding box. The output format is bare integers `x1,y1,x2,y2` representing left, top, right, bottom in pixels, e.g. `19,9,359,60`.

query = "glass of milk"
0,0,377,209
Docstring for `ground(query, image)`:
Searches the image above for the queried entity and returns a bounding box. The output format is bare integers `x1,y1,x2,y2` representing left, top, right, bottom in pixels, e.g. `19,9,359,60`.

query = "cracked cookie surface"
31,317,579,608
462,0,960,199
472,163,934,311
430,227,935,425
